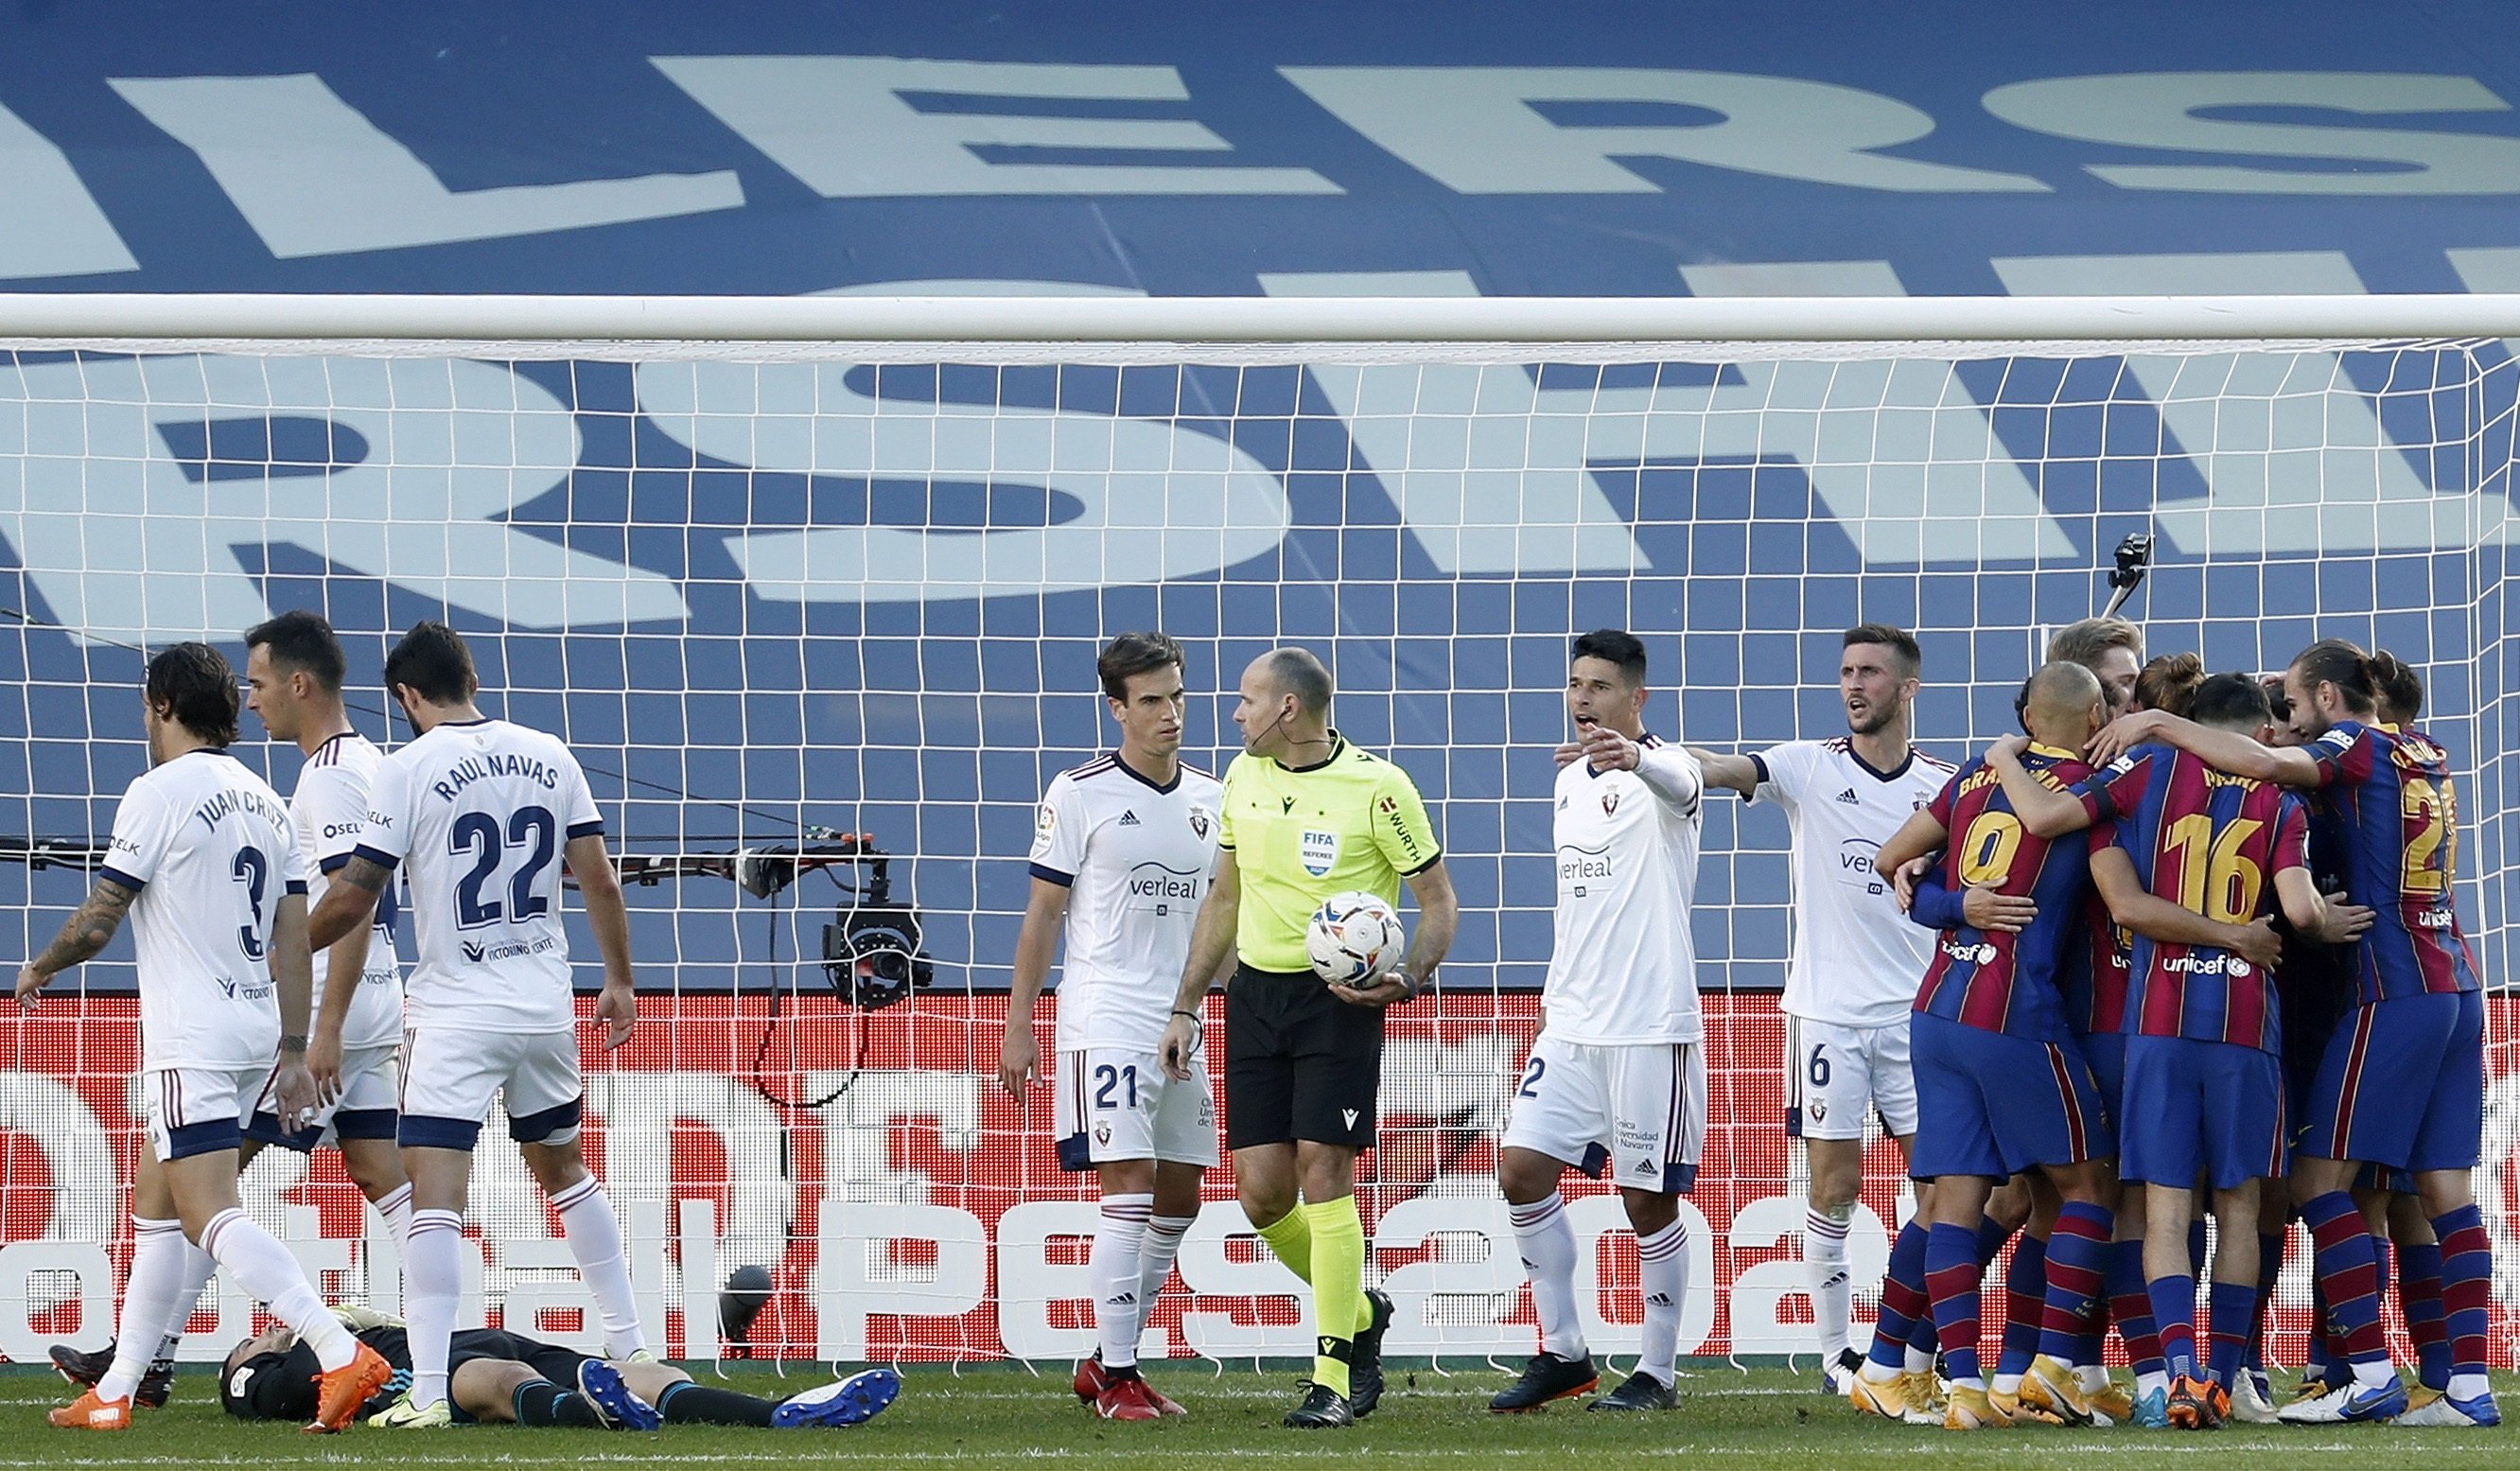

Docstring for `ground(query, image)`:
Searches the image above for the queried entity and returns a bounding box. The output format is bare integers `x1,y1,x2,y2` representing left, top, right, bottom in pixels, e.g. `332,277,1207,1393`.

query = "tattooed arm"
306,856,390,951
16,876,137,1007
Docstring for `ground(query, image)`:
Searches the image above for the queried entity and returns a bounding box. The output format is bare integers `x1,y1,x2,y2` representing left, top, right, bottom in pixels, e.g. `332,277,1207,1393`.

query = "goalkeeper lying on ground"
211,1308,899,1430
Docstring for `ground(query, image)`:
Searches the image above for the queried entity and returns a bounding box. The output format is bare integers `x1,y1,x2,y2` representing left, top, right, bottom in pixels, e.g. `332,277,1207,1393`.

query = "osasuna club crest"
1301,829,1338,876
1189,806,1212,840
1601,789,1620,816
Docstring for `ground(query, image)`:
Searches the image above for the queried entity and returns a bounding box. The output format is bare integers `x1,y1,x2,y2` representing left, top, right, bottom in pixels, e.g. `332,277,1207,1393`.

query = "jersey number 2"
450,806,558,929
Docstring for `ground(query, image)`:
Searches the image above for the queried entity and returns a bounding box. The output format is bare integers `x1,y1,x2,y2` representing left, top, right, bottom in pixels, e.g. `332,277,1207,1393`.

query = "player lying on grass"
218,1314,900,1430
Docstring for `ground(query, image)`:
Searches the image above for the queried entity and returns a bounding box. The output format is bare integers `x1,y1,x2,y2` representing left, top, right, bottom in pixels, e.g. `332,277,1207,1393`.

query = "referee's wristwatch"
1391,967,1430,1002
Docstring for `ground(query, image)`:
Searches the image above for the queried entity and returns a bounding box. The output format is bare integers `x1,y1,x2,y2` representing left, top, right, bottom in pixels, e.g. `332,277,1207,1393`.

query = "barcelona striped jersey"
2064,884,2133,1039
2074,744,2307,1053
1911,746,2093,1041
2306,721,2479,1003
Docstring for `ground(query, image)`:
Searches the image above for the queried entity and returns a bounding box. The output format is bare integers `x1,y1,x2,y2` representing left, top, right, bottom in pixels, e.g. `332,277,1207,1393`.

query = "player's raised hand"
2228,917,2283,970
2085,709,2166,767
1551,739,1584,768
1577,722,1639,773
1960,884,2037,934
999,1024,1041,1096
1984,732,2029,765
1158,1011,1200,1081
596,979,637,1050
1892,854,1933,911
13,964,46,1010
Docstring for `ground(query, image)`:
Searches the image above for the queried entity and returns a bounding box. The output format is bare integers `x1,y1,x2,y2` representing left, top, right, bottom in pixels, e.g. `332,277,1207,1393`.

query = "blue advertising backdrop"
1,4,2515,994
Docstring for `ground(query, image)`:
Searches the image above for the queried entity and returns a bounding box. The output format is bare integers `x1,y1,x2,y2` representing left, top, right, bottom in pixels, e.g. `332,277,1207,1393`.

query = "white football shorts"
1053,1046,1219,1170
399,1024,584,1150
1784,1015,1918,1142
141,1064,267,1163
246,1044,401,1151
1502,1033,1706,1194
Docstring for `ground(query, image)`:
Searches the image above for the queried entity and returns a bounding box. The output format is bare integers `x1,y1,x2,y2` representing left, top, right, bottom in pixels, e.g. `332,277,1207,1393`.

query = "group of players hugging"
1804,619,2493,1432
1002,616,2495,1434
21,614,900,1434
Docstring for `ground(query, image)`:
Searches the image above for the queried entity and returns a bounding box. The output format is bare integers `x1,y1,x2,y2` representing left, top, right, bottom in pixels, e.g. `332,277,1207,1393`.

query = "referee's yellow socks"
1256,1208,1313,1283
1301,1195,1367,1398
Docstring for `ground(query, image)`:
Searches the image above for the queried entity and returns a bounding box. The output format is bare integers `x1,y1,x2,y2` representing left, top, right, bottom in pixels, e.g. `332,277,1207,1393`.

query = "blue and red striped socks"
2107,1237,2166,1382
2299,1191,2390,1373
2398,1239,2450,1392
2038,1202,2111,1362
2205,1280,2256,1388
2147,1274,2197,1382
1925,1222,1986,1388
2433,1204,2494,1398
1998,1233,2046,1379
1867,1219,1931,1375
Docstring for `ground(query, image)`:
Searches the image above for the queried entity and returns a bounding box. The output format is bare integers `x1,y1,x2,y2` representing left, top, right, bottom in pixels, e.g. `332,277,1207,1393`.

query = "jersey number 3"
450,806,558,929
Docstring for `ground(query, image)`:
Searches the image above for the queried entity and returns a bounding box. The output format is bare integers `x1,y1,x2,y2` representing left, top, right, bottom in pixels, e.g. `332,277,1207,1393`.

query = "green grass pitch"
5,1364,2516,1469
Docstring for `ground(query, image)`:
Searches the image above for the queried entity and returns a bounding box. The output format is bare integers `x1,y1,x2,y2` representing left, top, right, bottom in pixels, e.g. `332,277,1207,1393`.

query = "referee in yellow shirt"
1160,647,1459,1428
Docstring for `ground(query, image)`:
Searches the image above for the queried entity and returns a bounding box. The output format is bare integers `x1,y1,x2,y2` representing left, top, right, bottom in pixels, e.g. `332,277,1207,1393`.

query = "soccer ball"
1305,891,1405,986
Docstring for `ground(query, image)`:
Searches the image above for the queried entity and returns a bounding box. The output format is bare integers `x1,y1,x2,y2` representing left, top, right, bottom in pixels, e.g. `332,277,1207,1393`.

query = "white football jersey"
1546,735,1705,1045
1751,737,1954,1029
357,718,604,1034
1028,754,1222,1055
99,749,309,1072
291,732,406,1052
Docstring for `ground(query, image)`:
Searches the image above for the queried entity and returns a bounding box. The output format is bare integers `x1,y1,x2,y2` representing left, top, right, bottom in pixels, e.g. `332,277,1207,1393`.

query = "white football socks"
1094,1194,1153,1370
1510,1192,1587,1361
551,1175,647,1358
201,1208,355,1371
403,1207,465,1407
1805,1204,1855,1364
1637,1217,1689,1386
97,1217,187,1403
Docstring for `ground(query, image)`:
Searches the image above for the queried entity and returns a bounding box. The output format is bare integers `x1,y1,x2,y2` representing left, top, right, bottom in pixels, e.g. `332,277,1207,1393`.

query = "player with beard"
1693,624,1955,1405
2087,639,2487,1426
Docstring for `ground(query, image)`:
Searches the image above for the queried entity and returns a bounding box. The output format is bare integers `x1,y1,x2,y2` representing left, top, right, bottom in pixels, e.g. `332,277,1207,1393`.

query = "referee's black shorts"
1223,962,1382,1150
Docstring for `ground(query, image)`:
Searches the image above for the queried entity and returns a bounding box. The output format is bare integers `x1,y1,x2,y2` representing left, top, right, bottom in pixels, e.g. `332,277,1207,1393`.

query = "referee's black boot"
1588,1370,1678,1412
1349,1289,1395,1418
1489,1351,1600,1412
1284,1382,1355,1428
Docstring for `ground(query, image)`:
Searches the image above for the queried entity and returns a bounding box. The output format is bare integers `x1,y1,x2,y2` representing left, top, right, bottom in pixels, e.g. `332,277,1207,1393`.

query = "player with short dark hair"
1002,632,1218,1421
304,621,647,1427
219,1315,898,1430
19,643,392,1433
1693,622,1957,1404
1157,646,1459,1428
1491,631,1704,1414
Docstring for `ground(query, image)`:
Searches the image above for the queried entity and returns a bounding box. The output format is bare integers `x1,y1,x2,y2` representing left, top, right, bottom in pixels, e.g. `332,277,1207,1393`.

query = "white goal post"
0,292,2511,1370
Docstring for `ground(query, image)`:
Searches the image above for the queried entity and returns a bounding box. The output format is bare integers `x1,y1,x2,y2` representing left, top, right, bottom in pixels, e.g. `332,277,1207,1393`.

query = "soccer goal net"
0,294,2511,1372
